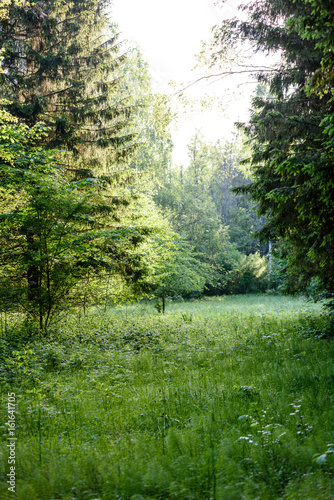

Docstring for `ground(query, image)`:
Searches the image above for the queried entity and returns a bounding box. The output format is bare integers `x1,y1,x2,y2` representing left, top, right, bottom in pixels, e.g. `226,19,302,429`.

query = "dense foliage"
1,2,334,498
211,0,334,300
151,131,269,296
0,1,164,326
0,0,135,161
1,0,333,325
1,296,333,499
0,121,152,330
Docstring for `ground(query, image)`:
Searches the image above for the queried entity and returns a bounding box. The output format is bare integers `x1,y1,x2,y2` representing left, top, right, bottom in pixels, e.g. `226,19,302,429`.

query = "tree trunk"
26,232,39,302
26,230,44,331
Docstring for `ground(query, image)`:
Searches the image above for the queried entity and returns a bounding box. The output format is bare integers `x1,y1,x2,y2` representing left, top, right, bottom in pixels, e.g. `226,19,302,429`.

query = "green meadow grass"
1,295,334,499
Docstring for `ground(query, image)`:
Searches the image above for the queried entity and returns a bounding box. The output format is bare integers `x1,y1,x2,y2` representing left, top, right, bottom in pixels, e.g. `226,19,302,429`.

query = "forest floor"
1,294,334,499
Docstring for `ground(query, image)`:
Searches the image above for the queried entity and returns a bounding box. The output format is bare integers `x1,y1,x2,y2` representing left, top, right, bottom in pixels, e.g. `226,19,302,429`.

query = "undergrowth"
1,295,334,499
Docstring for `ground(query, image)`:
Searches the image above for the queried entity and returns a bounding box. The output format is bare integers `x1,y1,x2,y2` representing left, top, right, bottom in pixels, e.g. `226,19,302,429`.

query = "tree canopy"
0,0,135,163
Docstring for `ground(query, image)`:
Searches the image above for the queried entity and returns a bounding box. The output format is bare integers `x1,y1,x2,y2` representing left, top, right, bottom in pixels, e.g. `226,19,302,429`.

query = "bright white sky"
111,0,260,165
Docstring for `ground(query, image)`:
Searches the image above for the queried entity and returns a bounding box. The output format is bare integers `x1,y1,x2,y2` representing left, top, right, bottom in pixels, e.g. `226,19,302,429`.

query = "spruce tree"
211,0,334,298
0,0,135,170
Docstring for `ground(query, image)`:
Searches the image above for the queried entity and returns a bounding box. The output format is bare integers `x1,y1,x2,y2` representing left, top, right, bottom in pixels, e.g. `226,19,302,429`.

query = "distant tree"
210,139,240,226
209,138,259,254
128,64,173,183
142,235,209,313
151,131,268,296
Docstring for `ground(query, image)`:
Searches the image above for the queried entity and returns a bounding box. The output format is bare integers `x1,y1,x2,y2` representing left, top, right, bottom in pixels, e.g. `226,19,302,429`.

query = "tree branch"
174,67,281,95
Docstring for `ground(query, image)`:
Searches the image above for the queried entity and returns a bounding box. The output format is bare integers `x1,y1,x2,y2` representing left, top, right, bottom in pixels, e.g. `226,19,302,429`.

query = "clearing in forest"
1,294,334,499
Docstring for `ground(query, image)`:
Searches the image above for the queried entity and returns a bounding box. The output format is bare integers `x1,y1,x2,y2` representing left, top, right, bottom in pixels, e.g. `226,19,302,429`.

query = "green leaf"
314,454,327,465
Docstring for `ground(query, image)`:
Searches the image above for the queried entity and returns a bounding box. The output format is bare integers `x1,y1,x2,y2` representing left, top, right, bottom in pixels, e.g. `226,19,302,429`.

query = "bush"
209,250,268,295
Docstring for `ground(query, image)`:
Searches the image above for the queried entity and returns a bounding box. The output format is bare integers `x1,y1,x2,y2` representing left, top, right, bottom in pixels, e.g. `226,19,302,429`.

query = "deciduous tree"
0,122,147,331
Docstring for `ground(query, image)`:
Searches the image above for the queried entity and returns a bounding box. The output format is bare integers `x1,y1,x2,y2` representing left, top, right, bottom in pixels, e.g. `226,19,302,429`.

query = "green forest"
0,0,334,498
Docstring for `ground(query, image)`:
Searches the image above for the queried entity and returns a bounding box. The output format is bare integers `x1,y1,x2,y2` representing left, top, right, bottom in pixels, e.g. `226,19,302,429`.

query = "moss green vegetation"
1,295,334,499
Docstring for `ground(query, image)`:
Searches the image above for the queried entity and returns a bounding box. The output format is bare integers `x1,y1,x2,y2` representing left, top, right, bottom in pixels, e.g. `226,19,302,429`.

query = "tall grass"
1,295,334,499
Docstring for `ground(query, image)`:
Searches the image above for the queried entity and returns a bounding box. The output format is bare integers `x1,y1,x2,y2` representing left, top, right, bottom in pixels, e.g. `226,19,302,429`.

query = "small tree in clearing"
148,236,209,313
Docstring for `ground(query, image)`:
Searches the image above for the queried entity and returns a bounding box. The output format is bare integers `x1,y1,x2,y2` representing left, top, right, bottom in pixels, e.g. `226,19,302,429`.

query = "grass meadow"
1,294,334,499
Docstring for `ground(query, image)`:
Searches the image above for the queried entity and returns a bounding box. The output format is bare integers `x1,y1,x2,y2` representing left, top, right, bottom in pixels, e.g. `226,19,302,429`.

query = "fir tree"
0,0,135,170
212,0,334,298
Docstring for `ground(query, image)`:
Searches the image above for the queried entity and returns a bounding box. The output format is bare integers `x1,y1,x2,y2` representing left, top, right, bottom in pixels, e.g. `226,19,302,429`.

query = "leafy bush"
210,250,268,294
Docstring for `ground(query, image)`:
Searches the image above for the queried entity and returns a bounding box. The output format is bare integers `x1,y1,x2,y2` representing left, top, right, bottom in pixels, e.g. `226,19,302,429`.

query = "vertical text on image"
7,392,16,493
